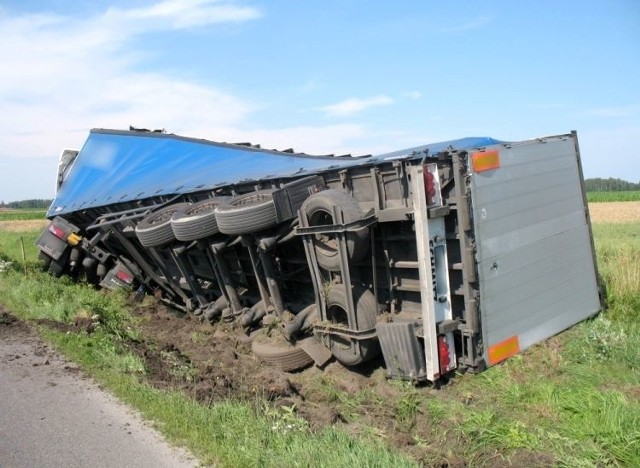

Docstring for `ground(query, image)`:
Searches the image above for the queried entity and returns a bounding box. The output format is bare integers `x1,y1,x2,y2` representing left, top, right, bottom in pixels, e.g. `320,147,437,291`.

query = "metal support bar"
210,241,243,314
297,208,326,322
169,247,209,308
240,236,272,311
333,205,358,329
257,237,285,316
196,240,234,312
295,215,376,235
147,247,192,304
107,227,180,300
451,151,482,367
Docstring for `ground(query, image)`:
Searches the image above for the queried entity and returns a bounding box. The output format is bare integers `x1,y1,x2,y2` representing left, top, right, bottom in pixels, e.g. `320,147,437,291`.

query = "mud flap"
376,322,427,381
298,336,333,367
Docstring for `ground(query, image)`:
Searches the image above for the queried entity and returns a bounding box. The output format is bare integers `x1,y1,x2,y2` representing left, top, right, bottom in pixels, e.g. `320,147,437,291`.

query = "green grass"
0,209,47,221
1,221,639,466
443,221,640,465
0,229,42,265
587,191,640,203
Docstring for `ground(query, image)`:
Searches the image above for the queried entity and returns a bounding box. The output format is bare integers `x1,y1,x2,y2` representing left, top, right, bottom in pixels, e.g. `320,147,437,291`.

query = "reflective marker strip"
472,150,501,172
488,335,520,365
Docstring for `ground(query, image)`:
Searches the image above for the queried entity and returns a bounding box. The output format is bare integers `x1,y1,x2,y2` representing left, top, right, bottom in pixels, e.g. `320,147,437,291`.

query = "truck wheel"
37,251,52,271
135,203,189,247
301,190,369,271
252,338,313,372
325,285,380,366
48,250,70,278
215,190,278,235
171,197,228,241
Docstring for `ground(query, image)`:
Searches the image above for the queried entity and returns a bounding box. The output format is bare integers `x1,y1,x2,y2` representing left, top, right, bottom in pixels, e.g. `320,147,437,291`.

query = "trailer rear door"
469,133,601,366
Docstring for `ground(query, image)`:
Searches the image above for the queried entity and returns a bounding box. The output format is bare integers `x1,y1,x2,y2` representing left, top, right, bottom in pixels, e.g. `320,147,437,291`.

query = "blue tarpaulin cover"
48,129,502,216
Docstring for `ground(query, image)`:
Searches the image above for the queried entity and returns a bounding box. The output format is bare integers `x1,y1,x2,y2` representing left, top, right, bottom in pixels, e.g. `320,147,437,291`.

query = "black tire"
171,197,228,241
215,190,278,235
325,285,380,366
135,203,189,247
301,190,369,271
38,251,52,272
252,338,313,372
48,250,70,278
96,263,107,280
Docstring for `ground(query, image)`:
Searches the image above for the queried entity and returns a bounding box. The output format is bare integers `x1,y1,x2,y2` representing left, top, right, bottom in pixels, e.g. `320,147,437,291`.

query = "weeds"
263,403,309,434
0,259,13,272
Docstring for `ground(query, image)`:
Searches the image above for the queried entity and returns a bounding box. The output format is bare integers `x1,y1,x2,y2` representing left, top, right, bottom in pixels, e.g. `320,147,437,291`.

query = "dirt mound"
121,300,471,463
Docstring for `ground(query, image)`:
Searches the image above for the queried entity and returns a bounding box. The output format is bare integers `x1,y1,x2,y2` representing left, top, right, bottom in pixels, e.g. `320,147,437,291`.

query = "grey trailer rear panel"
469,134,601,366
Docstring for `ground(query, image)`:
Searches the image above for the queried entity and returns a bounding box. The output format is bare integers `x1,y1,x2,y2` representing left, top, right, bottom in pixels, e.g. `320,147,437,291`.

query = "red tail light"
48,224,66,240
115,270,133,284
424,170,436,205
438,335,451,374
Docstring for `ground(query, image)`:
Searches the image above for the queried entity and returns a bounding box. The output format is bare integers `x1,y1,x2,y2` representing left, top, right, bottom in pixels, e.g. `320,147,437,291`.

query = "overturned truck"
37,128,602,382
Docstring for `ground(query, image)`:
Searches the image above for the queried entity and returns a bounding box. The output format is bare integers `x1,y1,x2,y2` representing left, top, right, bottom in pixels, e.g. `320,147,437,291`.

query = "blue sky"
0,0,638,202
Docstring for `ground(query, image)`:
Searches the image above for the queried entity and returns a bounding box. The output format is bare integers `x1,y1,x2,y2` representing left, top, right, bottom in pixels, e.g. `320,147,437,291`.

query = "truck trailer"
36,128,603,382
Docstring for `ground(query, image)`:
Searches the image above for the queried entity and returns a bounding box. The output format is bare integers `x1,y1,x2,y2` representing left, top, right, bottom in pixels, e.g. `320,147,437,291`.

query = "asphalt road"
0,312,198,468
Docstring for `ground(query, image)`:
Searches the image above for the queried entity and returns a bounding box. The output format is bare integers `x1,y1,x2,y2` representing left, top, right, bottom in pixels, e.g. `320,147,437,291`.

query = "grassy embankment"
0,199,639,466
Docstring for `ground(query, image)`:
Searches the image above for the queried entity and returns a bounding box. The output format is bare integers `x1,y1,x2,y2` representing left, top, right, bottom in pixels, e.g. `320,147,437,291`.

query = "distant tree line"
584,178,640,192
0,199,53,209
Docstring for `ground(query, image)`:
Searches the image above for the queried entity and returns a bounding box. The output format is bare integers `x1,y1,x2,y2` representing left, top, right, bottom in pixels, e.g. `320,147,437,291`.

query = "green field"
0,209,47,221
587,191,640,203
0,214,638,466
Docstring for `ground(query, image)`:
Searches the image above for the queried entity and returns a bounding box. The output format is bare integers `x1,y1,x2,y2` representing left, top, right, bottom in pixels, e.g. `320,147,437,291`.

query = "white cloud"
0,2,260,161
319,95,394,117
205,124,370,155
104,0,261,30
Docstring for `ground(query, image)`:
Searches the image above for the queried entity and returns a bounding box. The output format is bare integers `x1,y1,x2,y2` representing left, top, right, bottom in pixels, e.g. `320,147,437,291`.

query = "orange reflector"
472,150,501,172
487,335,520,365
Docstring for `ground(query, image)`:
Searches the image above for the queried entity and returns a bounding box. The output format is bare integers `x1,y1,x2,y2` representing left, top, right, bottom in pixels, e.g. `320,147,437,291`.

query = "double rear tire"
301,190,369,271
215,190,278,235
324,285,380,366
171,198,228,241
136,203,190,247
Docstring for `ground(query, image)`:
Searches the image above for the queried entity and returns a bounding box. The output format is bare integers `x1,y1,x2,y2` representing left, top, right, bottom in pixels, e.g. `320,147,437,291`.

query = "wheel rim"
185,200,219,216
309,209,339,259
231,192,271,207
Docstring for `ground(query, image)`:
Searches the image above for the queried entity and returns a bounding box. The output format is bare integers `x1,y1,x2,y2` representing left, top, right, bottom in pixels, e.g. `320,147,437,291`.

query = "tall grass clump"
592,223,640,323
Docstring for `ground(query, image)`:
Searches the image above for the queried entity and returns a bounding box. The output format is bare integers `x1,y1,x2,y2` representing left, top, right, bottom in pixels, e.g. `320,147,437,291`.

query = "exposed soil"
116,297,555,466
